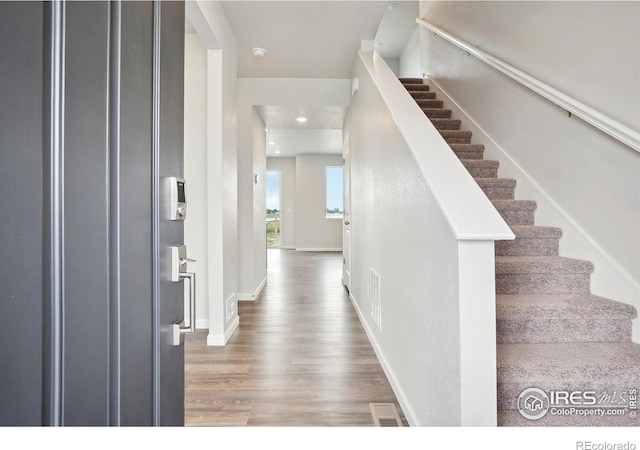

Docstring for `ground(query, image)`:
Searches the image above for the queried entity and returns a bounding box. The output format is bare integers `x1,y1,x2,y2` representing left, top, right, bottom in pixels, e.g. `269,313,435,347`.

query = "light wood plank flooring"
184,249,407,426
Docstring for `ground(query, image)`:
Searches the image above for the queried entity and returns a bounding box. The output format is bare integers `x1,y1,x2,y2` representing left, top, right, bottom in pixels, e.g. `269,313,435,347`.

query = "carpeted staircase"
400,77,640,426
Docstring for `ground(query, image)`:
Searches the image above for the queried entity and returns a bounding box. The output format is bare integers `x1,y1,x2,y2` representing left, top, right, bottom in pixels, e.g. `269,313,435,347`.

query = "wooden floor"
184,249,407,426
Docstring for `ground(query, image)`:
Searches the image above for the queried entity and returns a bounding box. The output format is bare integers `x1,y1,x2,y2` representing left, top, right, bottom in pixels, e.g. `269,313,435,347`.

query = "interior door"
343,134,352,291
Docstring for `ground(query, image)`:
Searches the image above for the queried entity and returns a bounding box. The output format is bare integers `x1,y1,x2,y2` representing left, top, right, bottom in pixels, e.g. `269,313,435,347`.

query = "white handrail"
417,18,640,154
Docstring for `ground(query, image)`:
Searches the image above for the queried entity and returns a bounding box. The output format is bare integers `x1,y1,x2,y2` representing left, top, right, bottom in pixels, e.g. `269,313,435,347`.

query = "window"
325,166,344,219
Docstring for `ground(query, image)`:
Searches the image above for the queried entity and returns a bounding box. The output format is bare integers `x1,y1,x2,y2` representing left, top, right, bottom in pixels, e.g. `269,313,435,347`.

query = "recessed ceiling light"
388,3,399,10
268,141,276,145
274,150,281,154
252,47,266,58
295,116,308,123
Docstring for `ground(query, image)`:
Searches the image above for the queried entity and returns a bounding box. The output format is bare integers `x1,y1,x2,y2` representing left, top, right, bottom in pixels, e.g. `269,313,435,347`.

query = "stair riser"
415,100,443,108
497,319,633,344
466,167,498,178
443,136,471,144
404,84,430,91
496,209,535,226
423,109,452,118
430,119,461,130
399,78,424,84
496,273,591,295
453,150,484,160
480,185,515,200
409,92,437,99
439,131,472,144
496,238,559,256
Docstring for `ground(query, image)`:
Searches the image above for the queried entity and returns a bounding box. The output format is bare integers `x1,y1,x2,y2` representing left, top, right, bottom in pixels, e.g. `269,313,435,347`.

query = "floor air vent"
369,403,403,427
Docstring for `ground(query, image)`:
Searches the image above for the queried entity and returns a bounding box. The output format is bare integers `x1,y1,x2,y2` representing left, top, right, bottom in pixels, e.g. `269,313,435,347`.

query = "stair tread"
492,199,537,210
439,130,471,137
403,84,430,91
415,99,443,107
475,177,516,187
430,118,460,123
422,108,450,113
497,293,638,320
496,256,595,274
508,225,562,239
461,159,499,167
498,342,640,382
409,91,437,99
449,143,484,151
399,77,424,84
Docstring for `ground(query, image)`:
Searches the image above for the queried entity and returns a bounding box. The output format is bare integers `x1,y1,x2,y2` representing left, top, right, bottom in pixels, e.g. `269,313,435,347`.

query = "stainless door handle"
171,271,196,345
180,272,196,333
180,257,196,264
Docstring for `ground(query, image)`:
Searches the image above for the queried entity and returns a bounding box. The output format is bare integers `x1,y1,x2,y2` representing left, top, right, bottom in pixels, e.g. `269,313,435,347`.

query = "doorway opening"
266,170,282,247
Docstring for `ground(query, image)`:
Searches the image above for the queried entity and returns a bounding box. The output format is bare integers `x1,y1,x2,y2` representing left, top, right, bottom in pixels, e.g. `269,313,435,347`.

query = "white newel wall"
420,1,640,341
344,51,512,425
186,1,239,345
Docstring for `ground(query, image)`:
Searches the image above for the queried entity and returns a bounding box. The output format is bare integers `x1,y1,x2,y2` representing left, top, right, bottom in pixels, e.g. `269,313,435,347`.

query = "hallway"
184,250,407,426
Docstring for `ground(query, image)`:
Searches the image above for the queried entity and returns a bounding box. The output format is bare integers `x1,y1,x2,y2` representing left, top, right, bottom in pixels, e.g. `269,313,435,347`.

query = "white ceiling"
200,1,418,157
220,1,388,79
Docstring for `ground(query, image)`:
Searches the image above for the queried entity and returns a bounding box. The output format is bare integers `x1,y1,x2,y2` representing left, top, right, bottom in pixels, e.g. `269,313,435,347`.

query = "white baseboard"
349,292,419,427
196,318,209,329
237,275,267,301
295,248,342,252
206,315,239,346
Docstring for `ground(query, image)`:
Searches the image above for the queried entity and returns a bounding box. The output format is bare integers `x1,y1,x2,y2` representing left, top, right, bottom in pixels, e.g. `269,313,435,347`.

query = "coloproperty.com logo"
517,387,638,421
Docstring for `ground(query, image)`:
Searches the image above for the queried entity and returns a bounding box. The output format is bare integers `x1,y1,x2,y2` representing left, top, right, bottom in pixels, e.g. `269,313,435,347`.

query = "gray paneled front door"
0,0,186,426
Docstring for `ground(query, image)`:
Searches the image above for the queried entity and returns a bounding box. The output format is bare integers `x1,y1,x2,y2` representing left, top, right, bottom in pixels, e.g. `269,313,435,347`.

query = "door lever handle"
171,271,196,346
180,257,196,264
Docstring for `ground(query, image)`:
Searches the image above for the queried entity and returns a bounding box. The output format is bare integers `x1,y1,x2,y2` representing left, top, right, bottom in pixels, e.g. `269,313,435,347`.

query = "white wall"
295,154,343,251
267,155,345,251
346,54,463,425
251,109,267,297
186,0,239,345
236,107,267,300
184,31,209,328
399,26,420,78
266,157,296,249
420,1,640,339
383,57,400,76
